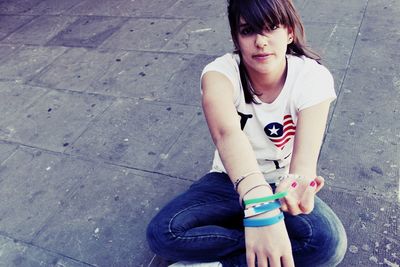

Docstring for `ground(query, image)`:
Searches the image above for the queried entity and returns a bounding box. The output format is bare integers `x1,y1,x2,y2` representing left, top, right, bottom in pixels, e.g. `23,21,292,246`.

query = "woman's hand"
276,176,324,215
245,218,294,267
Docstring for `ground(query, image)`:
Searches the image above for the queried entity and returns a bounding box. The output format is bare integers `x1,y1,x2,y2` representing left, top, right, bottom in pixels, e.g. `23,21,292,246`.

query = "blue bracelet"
243,212,284,227
244,200,281,218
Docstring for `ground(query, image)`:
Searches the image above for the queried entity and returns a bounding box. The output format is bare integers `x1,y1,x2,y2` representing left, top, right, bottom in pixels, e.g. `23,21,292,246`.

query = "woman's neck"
247,59,288,103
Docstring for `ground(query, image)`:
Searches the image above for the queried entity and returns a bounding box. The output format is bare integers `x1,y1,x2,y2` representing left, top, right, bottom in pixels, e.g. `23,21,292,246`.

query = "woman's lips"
252,53,273,61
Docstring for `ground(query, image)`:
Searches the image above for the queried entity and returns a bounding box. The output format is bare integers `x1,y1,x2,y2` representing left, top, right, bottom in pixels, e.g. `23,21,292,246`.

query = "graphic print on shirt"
264,115,296,150
238,111,253,130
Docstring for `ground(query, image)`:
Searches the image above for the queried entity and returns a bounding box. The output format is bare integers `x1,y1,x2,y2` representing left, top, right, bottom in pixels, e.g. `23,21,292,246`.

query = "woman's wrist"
243,185,273,200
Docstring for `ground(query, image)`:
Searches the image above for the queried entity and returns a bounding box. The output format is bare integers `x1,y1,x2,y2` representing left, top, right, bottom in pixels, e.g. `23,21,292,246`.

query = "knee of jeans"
321,223,348,267
146,216,175,259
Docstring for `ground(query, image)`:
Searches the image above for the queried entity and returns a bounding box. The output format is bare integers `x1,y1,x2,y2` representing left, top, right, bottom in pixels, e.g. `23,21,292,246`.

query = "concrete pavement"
0,0,398,266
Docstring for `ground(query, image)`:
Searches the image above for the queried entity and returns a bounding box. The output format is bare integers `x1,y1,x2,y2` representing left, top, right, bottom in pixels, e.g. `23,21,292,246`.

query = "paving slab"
0,15,35,40
32,167,190,267
0,44,22,68
0,0,43,15
301,0,367,25
348,6,400,76
292,0,307,10
30,48,128,92
0,142,18,164
0,45,67,82
318,189,399,267
0,147,95,241
24,0,82,15
0,90,114,152
66,0,179,18
67,99,198,170
155,111,215,181
349,40,400,76
304,22,360,71
88,51,193,99
164,54,215,106
165,0,227,18
100,18,186,51
47,16,128,48
0,235,91,267
0,81,47,125
365,0,400,22
0,44,21,63
161,18,233,55
2,15,76,45
319,69,399,200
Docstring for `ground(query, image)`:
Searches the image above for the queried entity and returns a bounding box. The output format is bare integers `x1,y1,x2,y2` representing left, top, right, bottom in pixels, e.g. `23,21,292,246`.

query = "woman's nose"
255,34,268,48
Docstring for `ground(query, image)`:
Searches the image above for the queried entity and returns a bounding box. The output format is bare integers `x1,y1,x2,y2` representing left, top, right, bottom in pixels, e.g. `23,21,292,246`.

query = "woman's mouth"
252,53,273,61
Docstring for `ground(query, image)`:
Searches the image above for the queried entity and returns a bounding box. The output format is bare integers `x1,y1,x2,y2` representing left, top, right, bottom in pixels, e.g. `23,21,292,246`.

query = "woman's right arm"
201,71,295,267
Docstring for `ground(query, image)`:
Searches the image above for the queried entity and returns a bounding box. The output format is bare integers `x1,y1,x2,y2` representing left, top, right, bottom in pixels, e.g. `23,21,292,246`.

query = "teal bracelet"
243,191,288,206
243,212,284,227
244,200,281,218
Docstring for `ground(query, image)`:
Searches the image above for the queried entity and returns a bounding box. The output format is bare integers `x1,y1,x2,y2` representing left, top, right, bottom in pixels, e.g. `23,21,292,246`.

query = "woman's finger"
268,255,281,267
246,251,256,267
314,176,325,193
284,194,301,215
280,181,297,212
299,180,317,214
281,254,295,267
256,254,269,267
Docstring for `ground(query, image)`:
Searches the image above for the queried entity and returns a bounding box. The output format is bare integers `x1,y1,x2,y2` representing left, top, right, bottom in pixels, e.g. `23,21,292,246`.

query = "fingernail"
291,181,297,188
310,181,316,187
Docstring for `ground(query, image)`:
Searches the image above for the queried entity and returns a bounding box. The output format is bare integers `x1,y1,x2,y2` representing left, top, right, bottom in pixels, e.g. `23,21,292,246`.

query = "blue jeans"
147,172,347,266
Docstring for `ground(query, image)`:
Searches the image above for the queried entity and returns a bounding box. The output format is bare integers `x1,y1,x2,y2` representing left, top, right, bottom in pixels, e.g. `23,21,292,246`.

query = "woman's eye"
240,27,254,35
270,24,279,30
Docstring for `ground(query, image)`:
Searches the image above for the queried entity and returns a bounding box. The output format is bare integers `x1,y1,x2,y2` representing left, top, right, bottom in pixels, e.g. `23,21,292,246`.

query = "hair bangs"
238,0,291,33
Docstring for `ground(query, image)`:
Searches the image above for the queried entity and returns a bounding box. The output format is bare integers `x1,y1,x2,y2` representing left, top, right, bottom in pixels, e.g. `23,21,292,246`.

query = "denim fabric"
147,172,347,267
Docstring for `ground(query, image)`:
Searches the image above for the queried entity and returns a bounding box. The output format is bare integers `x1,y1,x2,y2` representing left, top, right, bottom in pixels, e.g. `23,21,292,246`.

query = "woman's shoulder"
201,53,241,85
203,53,240,72
288,55,331,77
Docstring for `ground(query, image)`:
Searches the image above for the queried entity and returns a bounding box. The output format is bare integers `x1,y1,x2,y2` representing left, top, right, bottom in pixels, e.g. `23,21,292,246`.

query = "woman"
147,0,347,266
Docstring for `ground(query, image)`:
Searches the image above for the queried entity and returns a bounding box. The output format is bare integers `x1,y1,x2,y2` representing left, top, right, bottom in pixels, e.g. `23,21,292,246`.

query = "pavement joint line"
0,232,96,267
19,80,202,108
0,15,39,41
325,0,369,134
0,141,195,182
153,108,201,168
0,143,19,165
59,95,116,154
99,160,196,183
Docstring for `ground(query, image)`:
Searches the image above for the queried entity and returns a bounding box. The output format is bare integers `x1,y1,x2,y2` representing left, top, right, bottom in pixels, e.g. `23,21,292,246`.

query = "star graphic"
268,125,279,136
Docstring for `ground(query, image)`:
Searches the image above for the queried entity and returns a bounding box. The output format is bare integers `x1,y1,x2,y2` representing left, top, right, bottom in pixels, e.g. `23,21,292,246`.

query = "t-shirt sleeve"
200,54,241,105
295,63,336,111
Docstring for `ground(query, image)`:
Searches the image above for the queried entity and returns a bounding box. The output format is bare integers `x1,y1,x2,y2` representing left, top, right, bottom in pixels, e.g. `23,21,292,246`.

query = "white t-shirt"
201,53,336,183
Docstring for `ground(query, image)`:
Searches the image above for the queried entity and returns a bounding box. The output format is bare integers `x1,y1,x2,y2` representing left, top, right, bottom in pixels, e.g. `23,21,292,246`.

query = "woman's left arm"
277,98,334,215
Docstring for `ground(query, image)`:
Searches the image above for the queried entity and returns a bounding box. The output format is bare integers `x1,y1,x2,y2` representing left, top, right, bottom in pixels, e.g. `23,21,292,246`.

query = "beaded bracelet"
244,200,281,218
233,171,262,191
243,212,284,227
277,173,303,185
243,191,288,207
239,184,272,209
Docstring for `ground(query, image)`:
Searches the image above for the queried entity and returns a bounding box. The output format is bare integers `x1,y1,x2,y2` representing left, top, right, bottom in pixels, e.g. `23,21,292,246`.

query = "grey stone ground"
0,0,398,266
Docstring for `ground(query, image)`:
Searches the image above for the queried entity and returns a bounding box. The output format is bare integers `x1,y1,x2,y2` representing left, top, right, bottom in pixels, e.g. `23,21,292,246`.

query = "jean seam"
291,214,313,253
168,199,240,242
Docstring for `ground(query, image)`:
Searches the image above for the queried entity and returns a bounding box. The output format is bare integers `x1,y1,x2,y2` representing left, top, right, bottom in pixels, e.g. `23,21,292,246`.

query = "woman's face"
237,18,293,77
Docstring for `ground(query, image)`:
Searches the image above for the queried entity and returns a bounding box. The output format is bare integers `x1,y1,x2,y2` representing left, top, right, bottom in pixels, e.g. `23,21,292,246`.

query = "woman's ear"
287,28,294,44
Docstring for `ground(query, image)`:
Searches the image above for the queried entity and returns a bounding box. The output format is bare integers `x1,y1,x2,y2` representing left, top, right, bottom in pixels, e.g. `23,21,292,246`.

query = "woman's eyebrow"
239,22,249,28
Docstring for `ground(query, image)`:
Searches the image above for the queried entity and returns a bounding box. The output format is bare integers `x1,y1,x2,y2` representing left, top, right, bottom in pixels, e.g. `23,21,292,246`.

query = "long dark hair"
227,0,320,103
